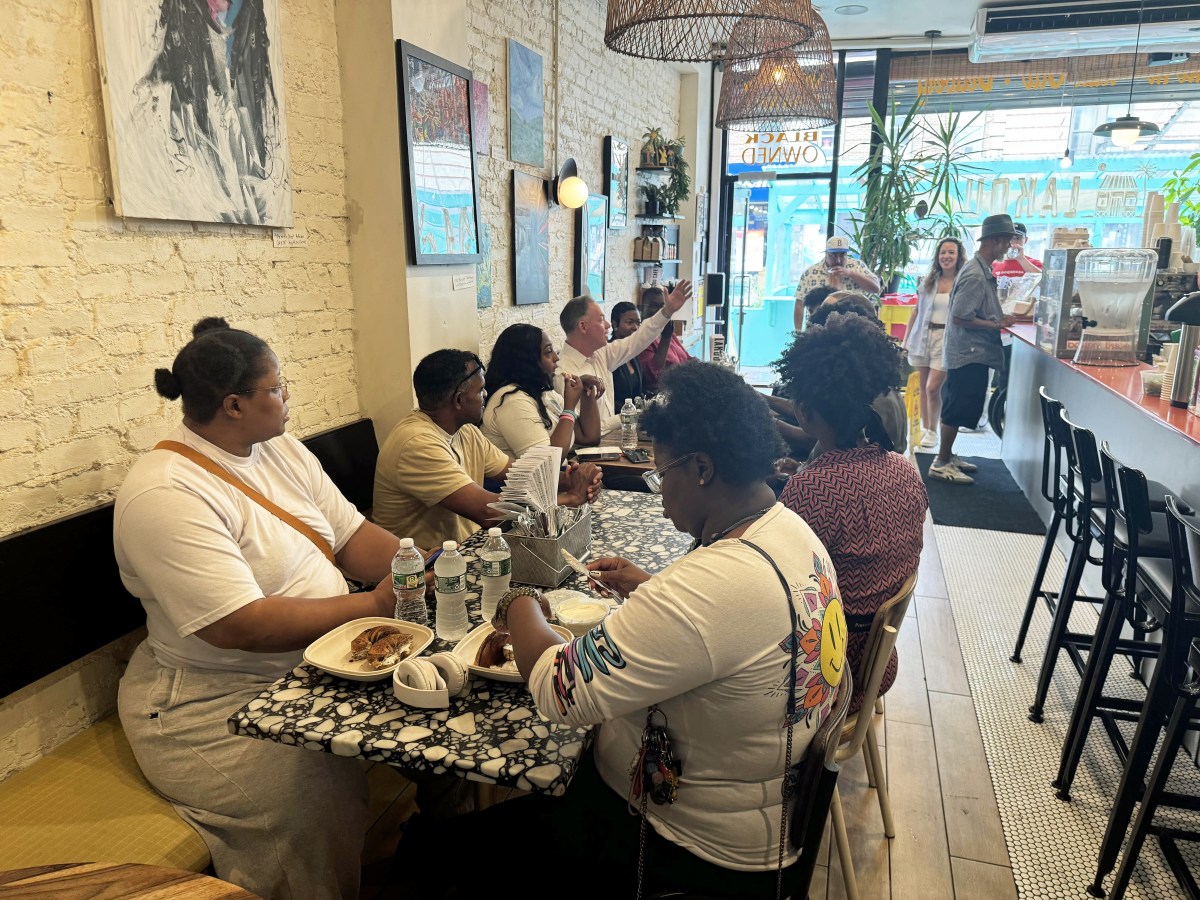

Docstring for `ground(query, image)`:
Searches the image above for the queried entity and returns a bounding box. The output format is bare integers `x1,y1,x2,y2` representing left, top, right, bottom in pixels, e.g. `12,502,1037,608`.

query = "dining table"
588,428,656,481
228,490,691,797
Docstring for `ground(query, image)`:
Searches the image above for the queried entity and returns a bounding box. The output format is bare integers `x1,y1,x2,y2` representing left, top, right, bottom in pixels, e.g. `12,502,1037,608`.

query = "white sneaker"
950,454,978,473
928,460,974,485
916,429,938,451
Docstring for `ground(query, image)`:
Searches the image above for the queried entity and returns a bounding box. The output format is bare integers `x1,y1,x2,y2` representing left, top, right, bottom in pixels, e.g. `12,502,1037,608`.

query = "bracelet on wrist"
559,409,577,422
493,586,544,629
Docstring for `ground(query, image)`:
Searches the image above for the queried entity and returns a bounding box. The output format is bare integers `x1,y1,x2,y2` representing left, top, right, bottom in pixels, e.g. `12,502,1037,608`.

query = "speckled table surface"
227,490,691,796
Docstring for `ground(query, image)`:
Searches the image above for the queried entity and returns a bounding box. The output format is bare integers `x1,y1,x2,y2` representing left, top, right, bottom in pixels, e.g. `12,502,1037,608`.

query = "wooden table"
229,491,691,797
0,863,260,898
589,430,656,480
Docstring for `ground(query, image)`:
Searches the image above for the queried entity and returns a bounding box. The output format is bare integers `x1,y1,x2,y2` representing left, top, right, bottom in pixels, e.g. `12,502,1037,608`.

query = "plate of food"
304,617,435,682
452,622,575,683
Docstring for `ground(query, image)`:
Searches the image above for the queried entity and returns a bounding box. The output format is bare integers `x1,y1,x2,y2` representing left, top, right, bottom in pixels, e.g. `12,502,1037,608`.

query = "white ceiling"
818,0,1107,51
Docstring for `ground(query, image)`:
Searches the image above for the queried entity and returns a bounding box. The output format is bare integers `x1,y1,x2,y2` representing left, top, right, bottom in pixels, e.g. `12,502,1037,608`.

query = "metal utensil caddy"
507,507,593,588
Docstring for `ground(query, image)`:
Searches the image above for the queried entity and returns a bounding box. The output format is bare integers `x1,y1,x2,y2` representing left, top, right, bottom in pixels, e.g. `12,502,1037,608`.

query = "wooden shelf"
635,215,685,222
634,258,681,266
636,165,670,172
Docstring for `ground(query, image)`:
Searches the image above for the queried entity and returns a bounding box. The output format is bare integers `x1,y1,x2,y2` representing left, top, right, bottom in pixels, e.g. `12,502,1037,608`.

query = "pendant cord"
1126,0,1145,114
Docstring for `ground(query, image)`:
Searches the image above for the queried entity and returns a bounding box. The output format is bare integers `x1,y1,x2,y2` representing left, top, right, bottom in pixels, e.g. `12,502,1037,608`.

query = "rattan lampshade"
715,10,837,132
604,0,817,64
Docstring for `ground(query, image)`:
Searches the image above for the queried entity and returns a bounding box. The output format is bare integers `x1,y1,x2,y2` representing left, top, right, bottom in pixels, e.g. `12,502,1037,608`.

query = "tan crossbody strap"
155,440,337,564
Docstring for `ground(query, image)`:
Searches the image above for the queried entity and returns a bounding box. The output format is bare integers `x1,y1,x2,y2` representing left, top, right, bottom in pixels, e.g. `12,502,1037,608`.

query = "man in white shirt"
554,280,693,433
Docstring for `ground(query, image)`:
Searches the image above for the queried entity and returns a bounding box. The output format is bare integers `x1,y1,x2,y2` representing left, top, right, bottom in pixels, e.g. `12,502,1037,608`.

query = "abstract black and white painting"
93,0,293,225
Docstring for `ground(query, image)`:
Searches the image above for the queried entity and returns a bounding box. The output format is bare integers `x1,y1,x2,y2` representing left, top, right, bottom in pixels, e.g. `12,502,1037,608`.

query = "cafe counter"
1002,323,1200,527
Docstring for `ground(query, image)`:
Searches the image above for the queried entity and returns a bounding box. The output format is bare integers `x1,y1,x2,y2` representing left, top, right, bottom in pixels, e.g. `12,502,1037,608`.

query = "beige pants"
118,641,369,900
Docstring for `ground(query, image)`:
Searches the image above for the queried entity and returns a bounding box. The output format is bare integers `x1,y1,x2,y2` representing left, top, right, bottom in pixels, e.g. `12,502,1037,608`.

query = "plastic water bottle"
391,538,428,627
479,528,512,620
620,398,638,450
434,541,469,641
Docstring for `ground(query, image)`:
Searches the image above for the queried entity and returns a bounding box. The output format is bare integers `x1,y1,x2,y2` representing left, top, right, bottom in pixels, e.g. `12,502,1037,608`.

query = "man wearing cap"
930,214,1018,485
793,237,881,330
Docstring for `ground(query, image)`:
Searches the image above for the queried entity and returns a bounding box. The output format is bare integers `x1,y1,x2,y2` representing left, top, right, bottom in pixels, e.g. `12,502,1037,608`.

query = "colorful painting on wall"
512,170,549,306
92,0,293,225
507,40,544,167
574,194,608,303
471,81,490,156
603,136,629,229
476,222,493,308
398,41,482,265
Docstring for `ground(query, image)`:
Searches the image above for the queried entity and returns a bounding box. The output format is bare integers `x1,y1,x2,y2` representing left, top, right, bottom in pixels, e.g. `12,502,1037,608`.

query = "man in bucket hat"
929,214,1018,484
793,236,881,330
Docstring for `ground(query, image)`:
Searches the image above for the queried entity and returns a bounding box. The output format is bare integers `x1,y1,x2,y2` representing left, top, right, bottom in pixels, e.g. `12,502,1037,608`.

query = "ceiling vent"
970,1,1200,62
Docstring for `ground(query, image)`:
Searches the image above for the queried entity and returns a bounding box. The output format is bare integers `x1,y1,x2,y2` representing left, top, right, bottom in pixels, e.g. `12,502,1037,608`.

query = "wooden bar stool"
1053,444,1173,800
1089,495,1200,899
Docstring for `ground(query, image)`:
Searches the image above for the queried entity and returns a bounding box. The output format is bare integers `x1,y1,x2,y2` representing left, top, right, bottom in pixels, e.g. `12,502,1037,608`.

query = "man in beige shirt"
554,280,693,433
374,349,600,549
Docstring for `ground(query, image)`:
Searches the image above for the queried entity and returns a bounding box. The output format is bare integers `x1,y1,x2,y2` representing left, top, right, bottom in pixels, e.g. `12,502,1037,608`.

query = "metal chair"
1053,444,1172,800
827,573,917,900
1090,496,1200,899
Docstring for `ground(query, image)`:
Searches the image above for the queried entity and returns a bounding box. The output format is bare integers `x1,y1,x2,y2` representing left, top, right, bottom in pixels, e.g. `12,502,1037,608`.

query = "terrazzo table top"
228,490,691,796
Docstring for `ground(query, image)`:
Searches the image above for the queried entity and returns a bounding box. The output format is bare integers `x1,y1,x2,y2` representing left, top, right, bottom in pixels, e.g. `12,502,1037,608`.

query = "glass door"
729,177,833,380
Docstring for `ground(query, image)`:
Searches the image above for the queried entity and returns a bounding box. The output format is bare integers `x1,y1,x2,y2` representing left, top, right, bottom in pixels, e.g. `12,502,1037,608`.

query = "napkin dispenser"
507,506,593,588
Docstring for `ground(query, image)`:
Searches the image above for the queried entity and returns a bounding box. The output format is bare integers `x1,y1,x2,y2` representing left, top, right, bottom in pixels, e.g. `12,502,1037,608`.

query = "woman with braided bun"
775,312,927,713
115,317,413,899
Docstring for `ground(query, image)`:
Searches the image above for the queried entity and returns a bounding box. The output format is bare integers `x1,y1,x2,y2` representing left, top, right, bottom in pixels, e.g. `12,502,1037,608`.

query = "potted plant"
1163,151,1200,241
662,137,691,218
641,127,665,167
640,183,667,217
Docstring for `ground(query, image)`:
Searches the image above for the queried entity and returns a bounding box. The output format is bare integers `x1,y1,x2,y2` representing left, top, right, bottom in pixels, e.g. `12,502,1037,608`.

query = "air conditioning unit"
970,1,1200,63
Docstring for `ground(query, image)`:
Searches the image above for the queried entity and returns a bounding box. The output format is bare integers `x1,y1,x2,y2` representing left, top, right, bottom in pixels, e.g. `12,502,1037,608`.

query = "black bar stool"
1053,444,1172,800
1011,387,1069,664
1027,409,1110,723
1090,495,1200,899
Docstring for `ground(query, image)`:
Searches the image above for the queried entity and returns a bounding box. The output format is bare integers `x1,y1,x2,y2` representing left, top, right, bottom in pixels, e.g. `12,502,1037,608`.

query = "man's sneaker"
928,460,974,485
915,429,938,452
950,454,978,473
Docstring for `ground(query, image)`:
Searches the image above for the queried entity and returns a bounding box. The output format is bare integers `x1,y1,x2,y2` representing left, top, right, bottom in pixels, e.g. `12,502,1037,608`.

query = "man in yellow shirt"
374,349,599,549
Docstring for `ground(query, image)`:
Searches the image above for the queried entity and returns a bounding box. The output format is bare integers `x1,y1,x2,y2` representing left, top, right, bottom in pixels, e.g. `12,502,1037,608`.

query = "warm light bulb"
1110,126,1141,147
1059,149,1073,169
772,67,785,83
558,175,588,209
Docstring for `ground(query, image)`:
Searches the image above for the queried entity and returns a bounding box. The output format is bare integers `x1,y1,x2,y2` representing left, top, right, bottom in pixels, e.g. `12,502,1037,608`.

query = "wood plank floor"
361,514,1016,899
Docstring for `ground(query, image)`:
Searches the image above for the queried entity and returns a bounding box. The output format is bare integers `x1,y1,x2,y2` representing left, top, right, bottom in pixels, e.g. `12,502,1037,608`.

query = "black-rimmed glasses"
236,377,289,397
454,364,485,397
641,452,694,494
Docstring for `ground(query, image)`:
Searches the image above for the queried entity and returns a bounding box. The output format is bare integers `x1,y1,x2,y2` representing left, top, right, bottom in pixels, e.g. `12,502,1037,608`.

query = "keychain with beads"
629,706,681,807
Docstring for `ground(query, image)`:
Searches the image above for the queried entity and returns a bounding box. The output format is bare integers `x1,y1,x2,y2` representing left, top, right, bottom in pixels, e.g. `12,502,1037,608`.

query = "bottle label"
393,572,423,591
436,573,466,593
482,557,511,577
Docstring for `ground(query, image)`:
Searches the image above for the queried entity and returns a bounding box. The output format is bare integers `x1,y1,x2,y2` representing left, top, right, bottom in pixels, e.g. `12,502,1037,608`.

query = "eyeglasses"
454,364,485,397
641,452,694,494
237,377,289,397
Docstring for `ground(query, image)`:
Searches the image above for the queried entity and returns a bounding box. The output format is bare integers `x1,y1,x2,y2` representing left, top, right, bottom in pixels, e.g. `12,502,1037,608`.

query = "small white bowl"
555,598,611,636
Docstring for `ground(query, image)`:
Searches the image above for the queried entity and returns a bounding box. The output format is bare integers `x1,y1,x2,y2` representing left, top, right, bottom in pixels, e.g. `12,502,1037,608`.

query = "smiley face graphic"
820,598,847,687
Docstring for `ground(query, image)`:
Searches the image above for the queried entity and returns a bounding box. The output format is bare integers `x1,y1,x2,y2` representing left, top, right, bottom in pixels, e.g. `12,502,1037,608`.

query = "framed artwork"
471,81,490,157
603,136,629,229
476,222,493,308
512,170,550,306
507,40,544,167
574,194,608,303
397,41,482,265
91,0,292,225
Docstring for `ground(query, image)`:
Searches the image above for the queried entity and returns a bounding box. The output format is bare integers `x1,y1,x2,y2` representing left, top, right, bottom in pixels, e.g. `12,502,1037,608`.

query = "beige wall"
0,0,359,778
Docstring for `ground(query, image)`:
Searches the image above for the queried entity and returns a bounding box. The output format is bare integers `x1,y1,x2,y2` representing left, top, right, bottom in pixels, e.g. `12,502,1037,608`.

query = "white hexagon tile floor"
936,523,1200,899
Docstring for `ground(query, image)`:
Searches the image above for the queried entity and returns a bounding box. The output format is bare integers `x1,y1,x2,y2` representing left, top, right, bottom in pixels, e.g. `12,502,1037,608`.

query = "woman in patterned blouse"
774,311,928,711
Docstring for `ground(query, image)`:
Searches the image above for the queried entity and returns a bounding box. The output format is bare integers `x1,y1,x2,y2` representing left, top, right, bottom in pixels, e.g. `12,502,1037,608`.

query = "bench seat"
0,716,210,873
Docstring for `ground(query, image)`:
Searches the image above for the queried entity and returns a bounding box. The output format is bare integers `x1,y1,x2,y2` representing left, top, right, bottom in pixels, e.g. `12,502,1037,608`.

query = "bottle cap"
442,540,457,551
399,538,414,548
488,527,501,536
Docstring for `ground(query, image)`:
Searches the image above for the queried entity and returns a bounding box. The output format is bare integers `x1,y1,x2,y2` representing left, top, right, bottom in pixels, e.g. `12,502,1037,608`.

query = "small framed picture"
603,136,629,229
574,193,608,303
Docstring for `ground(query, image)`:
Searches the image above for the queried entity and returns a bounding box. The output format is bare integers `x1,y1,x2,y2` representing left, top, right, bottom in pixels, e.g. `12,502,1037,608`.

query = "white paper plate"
452,622,574,683
304,617,435,682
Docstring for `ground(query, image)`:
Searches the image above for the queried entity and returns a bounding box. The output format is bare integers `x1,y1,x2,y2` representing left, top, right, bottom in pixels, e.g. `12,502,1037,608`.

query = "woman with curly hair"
905,236,966,450
399,362,850,898
482,324,601,459
775,313,927,712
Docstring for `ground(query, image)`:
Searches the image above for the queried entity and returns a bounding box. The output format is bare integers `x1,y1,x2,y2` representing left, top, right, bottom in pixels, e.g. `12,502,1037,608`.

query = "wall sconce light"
548,158,588,209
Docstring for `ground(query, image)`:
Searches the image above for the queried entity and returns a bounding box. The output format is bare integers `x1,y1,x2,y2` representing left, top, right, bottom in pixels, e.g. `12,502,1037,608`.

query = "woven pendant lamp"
604,0,816,64
716,10,837,131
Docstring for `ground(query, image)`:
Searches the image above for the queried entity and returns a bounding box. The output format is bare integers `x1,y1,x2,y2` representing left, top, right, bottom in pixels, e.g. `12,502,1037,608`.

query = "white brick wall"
466,0,681,355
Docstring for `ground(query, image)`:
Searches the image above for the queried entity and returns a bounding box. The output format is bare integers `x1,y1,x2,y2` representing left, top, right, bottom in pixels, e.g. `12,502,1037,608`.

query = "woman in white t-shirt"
115,318,410,900
904,236,965,450
397,362,850,898
482,323,601,459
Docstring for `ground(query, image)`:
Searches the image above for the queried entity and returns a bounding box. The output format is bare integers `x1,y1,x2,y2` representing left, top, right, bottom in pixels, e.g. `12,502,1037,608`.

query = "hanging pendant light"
605,0,817,64
1093,0,1159,148
715,8,837,132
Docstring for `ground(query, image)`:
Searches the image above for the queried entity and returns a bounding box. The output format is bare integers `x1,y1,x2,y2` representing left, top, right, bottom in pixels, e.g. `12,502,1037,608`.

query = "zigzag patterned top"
781,447,928,711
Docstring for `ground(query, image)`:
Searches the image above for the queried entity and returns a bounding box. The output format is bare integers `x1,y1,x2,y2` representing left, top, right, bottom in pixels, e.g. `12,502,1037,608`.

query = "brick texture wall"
466,0,681,356
0,0,357,777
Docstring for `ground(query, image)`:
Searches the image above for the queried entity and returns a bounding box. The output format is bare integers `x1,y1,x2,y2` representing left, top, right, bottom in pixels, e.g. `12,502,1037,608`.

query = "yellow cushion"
0,716,210,873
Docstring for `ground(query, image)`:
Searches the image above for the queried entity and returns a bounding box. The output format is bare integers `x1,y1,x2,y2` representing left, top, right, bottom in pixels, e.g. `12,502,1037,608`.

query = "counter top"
1006,323,1200,446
